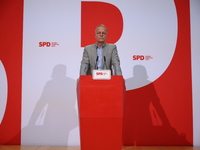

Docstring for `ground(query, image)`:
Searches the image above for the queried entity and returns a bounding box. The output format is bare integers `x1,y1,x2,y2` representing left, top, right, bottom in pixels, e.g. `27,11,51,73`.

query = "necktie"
97,47,103,70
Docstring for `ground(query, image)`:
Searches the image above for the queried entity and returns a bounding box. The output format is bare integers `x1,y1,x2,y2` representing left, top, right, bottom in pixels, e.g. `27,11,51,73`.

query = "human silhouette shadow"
123,65,191,145
22,64,78,145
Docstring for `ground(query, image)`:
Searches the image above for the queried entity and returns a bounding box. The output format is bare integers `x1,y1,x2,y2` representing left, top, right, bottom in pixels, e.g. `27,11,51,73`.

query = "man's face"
95,26,108,44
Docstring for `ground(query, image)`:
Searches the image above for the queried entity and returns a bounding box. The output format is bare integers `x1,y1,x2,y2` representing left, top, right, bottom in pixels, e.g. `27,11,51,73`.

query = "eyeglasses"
96,32,107,36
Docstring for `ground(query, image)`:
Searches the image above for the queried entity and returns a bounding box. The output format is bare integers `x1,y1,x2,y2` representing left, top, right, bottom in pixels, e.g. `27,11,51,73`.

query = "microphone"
95,56,99,69
104,56,108,69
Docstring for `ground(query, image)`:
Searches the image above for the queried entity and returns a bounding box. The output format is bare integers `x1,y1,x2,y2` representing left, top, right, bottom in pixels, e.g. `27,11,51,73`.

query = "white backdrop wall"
22,0,177,145
191,0,200,146
0,0,200,146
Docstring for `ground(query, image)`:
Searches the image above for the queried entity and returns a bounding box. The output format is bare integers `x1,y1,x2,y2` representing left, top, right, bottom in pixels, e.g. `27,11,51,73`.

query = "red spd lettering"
96,72,103,75
39,42,51,47
133,55,145,60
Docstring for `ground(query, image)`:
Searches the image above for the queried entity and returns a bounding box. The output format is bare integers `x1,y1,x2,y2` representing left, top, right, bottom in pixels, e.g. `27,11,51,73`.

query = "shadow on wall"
22,64,78,145
123,65,191,146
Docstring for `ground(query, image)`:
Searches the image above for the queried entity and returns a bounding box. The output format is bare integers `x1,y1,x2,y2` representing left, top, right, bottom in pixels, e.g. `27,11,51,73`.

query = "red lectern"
77,75,125,150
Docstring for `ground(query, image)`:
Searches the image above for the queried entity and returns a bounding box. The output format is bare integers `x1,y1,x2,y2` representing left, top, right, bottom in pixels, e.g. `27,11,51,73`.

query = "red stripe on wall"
160,0,193,143
0,0,23,144
154,0,193,144
123,0,193,145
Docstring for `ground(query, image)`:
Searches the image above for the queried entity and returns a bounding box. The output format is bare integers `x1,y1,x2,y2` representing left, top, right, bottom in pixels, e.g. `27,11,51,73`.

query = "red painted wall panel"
0,0,23,144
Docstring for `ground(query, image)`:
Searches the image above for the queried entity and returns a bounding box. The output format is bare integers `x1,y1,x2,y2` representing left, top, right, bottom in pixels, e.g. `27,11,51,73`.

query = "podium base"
80,118,123,150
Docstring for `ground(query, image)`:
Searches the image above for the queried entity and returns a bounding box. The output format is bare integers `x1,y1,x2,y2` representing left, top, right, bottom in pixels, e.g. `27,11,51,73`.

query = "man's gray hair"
95,24,108,33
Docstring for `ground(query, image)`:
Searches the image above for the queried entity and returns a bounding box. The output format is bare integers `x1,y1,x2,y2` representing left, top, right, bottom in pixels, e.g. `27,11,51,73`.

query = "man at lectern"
79,24,122,75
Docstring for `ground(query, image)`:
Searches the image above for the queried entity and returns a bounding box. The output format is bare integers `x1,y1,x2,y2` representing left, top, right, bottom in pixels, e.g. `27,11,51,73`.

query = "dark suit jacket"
80,43,122,75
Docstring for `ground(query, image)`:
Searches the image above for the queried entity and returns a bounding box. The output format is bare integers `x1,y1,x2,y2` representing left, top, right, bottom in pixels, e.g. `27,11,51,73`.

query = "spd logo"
39,42,59,47
96,72,108,75
133,55,153,60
